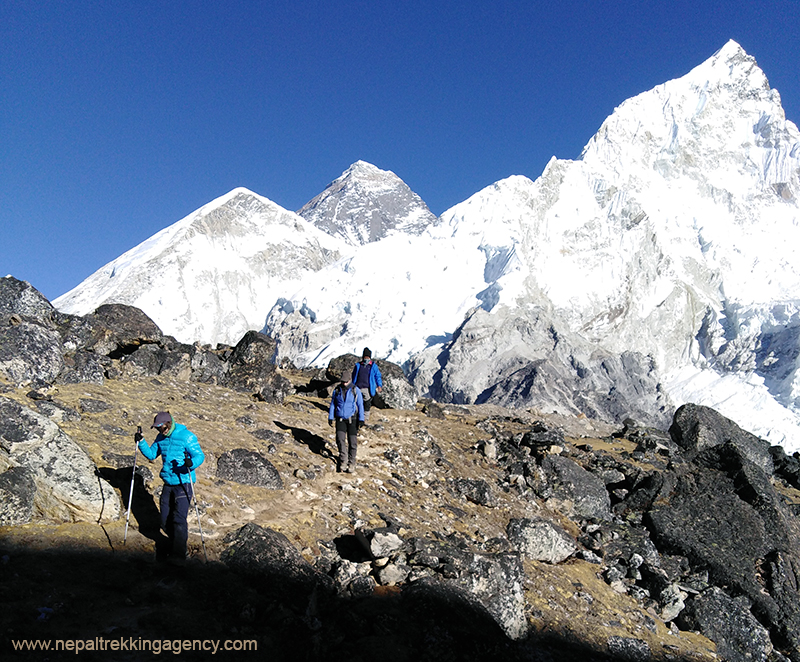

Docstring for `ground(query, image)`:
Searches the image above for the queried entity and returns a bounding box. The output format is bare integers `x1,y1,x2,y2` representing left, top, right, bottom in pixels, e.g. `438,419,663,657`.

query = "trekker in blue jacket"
135,411,205,562
329,373,365,473
351,347,383,423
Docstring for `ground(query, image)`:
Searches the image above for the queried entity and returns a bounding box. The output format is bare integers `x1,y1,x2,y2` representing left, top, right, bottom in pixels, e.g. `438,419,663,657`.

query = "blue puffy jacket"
138,419,205,486
329,384,365,422
351,360,383,397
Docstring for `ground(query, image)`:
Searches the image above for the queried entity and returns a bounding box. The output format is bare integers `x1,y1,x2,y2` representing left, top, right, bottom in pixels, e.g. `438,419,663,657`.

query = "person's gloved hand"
328,419,334,427
134,426,143,442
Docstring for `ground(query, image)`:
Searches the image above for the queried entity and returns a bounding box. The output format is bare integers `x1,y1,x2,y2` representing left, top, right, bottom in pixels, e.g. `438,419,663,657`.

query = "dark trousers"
335,417,359,469
159,483,192,559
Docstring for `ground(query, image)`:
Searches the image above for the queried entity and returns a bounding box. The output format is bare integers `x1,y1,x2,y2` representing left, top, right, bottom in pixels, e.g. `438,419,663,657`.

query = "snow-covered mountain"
54,189,348,345
51,40,800,451
266,41,800,450
297,160,437,245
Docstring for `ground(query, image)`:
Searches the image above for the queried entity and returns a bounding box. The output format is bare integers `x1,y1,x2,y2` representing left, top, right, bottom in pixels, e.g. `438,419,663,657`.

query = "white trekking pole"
184,450,207,562
123,426,141,544
190,480,208,562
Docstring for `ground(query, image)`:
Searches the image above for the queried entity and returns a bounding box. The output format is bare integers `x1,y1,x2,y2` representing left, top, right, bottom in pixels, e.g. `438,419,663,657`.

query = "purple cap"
151,412,172,429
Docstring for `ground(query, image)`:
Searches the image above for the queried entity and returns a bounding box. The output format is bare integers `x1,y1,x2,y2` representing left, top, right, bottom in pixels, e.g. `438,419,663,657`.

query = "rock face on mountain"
53,189,347,346
409,304,674,429
297,160,437,245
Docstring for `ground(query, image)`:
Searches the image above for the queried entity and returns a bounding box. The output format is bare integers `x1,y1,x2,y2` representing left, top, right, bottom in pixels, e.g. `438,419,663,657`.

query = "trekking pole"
191,481,208,562
123,426,141,544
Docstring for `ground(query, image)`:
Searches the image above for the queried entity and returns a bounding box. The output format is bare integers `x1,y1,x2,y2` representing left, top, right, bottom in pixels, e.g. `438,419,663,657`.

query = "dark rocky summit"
2,276,800,661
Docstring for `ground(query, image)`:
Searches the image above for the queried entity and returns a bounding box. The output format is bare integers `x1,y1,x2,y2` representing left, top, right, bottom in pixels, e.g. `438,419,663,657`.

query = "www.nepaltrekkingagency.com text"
11,637,257,655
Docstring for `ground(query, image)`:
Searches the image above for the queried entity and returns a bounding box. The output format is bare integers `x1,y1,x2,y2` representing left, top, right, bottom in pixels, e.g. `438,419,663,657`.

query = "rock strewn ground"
0,373,730,661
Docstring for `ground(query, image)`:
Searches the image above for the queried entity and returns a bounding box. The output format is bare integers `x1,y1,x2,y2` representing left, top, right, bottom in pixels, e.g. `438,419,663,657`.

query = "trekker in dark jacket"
351,347,383,422
136,411,204,562
329,373,365,473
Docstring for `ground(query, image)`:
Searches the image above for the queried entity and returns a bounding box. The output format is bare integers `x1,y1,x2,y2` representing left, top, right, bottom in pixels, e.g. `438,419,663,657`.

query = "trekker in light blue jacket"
136,411,204,562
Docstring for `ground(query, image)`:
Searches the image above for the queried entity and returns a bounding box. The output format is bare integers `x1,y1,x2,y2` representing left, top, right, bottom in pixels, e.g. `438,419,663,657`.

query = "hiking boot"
345,462,355,473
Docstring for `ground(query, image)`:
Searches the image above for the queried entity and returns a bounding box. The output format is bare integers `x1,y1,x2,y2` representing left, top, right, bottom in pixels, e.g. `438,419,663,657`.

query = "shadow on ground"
274,420,334,461
0,544,706,662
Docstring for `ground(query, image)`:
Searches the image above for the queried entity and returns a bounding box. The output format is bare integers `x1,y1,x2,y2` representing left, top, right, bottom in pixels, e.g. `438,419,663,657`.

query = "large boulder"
680,587,774,662
87,303,164,351
326,354,359,382
670,403,773,474
221,523,330,610
0,276,56,326
0,396,120,522
374,358,417,410
216,449,283,489
0,321,65,386
646,407,800,658
450,551,528,640
507,516,577,564
222,331,291,404
540,454,612,521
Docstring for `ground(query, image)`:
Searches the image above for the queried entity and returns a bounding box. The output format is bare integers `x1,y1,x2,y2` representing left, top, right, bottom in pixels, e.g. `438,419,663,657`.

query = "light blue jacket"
329,384,365,422
351,360,383,397
138,421,205,486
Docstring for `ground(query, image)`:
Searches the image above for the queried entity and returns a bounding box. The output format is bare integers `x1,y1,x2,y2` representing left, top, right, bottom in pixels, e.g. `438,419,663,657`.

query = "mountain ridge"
50,40,800,452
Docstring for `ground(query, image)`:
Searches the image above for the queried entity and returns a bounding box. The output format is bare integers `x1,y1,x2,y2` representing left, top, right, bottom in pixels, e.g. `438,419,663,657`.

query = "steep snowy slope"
54,189,347,346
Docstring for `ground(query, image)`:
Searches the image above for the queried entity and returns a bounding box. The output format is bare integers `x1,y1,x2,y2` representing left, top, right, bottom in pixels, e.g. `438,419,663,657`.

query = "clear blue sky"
2,0,798,301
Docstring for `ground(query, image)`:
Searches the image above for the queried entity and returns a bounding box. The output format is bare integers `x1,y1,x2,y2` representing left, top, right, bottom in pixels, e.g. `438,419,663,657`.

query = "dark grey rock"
606,636,651,661
57,350,105,384
189,344,230,384
646,421,800,657
373,358,416,410
680,587,773,662
216,448,283,489
34,399,81,423
520,422,565,454
79,398,111,414
250,429,288,444
769,445,800,490
670,403,773,474
451,551,528,640
0,465,36,525
221,523,329,607
255,372,293,404
541,454,612,520
0,277,56,327
87,304,164,351
326,354,359,383
0,322,64,386
120,343,191,379
448,477,497,507
223,331,280,393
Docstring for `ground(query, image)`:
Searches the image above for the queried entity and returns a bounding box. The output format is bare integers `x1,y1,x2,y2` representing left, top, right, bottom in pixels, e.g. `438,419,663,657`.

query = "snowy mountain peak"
54,188,347,345
297,161,437,245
